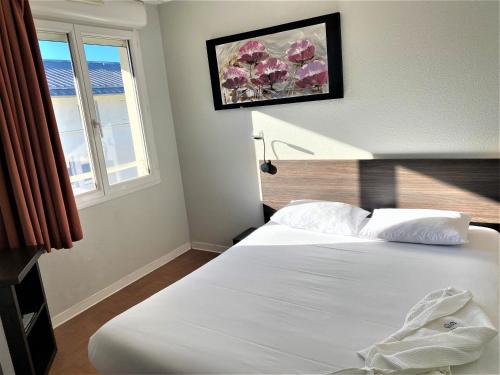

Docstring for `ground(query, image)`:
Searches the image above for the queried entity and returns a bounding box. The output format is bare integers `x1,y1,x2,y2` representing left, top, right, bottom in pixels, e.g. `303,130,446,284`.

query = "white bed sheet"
89,223,499,374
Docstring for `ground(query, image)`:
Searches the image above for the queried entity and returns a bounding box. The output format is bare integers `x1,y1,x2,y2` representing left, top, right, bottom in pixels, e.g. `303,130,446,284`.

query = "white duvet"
88,223,499,374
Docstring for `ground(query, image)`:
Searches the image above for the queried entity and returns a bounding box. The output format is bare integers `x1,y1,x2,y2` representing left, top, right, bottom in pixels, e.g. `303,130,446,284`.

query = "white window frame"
35,19,160,210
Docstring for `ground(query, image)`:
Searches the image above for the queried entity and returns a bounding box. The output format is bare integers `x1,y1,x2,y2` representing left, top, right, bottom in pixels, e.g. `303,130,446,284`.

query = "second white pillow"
270,200,370,236
359,208,471,245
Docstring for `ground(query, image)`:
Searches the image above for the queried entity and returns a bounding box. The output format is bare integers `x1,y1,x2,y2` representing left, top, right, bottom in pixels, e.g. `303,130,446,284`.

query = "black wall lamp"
252,132,277,175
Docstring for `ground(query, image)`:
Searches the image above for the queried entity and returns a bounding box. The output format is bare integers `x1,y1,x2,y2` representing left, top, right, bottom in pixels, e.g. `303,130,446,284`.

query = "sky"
38,40,120,63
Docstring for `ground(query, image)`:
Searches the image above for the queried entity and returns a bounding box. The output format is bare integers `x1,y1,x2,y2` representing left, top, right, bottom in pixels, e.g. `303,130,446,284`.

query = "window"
36,21,159,208
38,34,97,195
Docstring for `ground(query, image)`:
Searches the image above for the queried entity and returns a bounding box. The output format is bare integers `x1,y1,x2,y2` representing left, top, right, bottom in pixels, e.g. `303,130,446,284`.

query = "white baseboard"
51,242,191,328
191,241,229,253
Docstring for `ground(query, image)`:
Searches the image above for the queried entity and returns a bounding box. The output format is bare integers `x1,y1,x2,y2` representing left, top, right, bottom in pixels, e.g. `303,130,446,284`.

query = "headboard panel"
260,159,499,226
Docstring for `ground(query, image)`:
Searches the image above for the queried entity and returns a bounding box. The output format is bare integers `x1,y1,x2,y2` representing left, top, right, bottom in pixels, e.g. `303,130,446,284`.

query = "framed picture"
206,13,343,110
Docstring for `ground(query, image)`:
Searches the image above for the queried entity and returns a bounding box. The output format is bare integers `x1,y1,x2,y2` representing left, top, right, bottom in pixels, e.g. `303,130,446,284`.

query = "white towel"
332,287,497,375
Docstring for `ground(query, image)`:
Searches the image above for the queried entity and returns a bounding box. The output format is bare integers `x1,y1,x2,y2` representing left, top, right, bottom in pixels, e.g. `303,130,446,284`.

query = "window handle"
91,119,103,138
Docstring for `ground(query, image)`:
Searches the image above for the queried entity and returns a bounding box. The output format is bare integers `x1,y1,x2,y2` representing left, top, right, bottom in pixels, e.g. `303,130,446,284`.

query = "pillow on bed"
270,200,370,236
359,208,471,245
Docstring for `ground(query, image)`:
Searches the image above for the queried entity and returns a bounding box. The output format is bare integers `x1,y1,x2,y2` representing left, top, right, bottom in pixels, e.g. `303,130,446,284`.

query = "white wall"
38,4,190,319
159,1,499,248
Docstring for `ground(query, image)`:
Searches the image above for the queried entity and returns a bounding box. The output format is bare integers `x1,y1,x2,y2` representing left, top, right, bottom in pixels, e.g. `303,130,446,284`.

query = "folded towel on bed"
332,287,497,375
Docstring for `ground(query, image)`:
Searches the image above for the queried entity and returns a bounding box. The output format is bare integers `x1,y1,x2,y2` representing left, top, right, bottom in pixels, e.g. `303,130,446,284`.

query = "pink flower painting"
221,67,248,90
237,41,268,65
287,39,315,64
252,58,289,89
295,60,328,89
209,15,343,108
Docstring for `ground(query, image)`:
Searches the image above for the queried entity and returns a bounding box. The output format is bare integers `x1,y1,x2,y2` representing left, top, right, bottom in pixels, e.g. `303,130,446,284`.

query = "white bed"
89,223,499,374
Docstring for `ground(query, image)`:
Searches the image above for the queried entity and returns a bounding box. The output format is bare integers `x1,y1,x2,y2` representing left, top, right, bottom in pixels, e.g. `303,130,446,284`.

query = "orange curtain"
0,0,83,250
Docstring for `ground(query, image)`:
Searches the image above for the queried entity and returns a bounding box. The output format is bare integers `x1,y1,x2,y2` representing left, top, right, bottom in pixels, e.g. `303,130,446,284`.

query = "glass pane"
82,37,150,185
38,36,96,195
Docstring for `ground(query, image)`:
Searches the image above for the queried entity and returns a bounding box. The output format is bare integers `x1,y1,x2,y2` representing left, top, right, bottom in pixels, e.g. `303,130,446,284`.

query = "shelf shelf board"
24,302,47,336
0,246,44,286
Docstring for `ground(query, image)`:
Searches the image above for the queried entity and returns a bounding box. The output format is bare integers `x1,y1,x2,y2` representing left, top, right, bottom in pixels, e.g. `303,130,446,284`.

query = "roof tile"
42,59,125,96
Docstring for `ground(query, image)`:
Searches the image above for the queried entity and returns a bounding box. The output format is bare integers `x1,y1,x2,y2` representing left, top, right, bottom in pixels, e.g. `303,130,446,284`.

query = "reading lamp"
252,133,277,175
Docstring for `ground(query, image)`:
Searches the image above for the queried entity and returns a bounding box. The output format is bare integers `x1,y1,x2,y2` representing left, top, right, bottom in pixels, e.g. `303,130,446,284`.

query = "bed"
88,222,499,374
89,159,499,374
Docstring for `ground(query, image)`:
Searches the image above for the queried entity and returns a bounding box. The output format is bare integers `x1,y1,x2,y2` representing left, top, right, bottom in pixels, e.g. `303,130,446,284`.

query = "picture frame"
206,13,343,110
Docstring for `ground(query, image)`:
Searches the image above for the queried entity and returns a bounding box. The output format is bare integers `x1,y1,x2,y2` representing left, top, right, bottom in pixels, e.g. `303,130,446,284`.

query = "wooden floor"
49,249,218,375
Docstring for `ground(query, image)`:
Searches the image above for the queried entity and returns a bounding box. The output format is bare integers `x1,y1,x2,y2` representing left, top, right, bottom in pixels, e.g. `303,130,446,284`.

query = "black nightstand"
0,246,57,375
233,227,257,245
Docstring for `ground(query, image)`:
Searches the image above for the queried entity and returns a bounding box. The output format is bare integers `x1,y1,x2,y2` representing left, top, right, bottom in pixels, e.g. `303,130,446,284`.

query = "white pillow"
359,208,471,245
270,200,370,236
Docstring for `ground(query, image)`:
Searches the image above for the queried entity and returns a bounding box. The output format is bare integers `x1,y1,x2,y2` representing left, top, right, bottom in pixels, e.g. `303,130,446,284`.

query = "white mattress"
89,223,499,374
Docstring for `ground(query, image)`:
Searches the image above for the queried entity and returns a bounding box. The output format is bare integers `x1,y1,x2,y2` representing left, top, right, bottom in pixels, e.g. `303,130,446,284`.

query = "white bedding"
88,223,499,374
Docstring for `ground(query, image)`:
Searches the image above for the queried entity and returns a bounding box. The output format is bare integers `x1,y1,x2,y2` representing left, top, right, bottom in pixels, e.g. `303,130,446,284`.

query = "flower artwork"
295,60,329,89
207,14,343,110
217,26,327,104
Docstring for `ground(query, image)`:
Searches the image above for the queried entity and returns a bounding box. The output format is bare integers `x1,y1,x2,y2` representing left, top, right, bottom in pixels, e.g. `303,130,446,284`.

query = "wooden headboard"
260,159,500,228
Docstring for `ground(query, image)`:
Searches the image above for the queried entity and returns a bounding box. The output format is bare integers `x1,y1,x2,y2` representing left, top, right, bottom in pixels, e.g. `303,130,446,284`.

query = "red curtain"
0,0,83,251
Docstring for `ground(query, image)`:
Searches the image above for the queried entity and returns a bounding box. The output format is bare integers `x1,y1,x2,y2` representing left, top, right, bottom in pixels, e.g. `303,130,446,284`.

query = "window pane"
38,36,96,195
82,37,150,185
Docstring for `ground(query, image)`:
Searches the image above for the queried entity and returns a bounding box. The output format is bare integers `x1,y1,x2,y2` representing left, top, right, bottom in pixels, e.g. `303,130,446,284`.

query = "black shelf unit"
0,246,57,375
